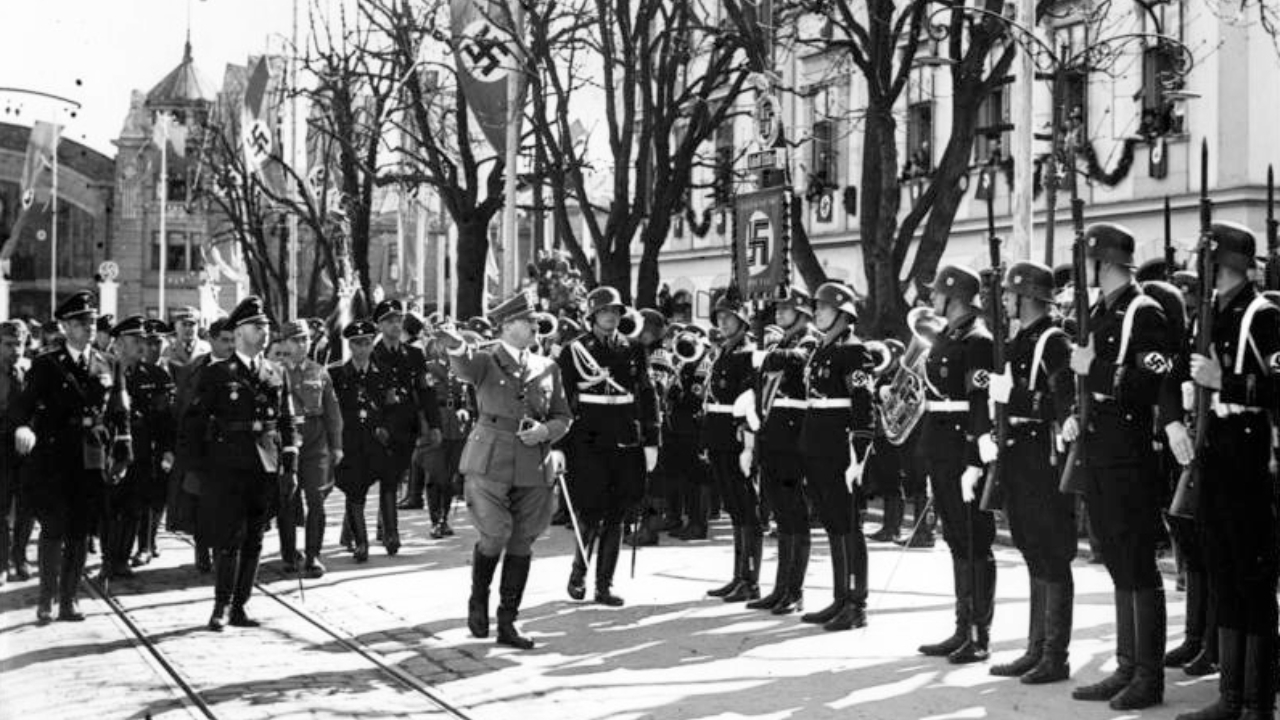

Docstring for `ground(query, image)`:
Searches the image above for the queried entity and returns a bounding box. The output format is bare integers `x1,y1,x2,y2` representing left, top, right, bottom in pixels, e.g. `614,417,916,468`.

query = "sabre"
556,472,592,570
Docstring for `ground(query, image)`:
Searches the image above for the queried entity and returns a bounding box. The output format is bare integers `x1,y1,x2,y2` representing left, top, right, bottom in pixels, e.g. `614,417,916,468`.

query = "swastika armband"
1138,352,1172,375
967,368,990,391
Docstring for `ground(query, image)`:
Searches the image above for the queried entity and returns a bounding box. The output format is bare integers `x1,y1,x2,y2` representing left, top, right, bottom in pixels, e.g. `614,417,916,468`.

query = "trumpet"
864,340,895,376
616,307,644,340
533,312,558,341
673,330,708,366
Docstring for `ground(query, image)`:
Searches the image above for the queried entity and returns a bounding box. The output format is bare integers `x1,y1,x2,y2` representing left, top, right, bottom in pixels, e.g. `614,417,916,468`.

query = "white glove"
738,447,753,478
1165,421,1194,466
751,350,767,369
977,433,998,465
988,363,1013,404
960,466,983,503
1061,415,1080,443
844,457,865,492
733,389,761,433
644,446,659,472
14,426,35,456
1181,381,1195,412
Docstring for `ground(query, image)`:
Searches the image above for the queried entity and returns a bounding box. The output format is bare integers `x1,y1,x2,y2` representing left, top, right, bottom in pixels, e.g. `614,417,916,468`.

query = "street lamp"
927,4,1195,264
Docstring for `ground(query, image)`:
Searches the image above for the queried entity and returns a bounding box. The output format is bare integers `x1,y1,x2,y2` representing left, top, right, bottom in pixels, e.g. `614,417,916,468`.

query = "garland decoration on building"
685,205,714,238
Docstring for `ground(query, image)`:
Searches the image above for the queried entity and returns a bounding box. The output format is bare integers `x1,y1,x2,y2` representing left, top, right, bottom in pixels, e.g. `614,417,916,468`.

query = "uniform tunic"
330,361,395,499
121,362,175,513
758,326,820,534
423,354,474,489
700,335,759,527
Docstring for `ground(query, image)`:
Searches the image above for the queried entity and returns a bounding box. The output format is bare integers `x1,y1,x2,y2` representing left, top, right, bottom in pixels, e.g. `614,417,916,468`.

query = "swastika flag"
450,0,526,156
1,121,61,260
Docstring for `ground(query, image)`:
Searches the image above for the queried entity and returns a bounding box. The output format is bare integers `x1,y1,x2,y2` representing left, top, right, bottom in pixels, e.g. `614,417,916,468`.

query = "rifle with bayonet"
979,173,1008,512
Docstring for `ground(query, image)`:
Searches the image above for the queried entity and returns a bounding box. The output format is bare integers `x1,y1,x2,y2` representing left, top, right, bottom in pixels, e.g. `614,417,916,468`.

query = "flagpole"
50,129,58,316
287,0,300,320
159,117,168,315
500,0,523,299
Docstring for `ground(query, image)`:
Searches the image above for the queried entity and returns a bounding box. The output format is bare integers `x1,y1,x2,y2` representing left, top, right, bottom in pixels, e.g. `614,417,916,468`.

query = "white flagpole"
50,128,59,316
288,0,300,320
159,116,169,315
499,0,523,298
1010,0,1035,261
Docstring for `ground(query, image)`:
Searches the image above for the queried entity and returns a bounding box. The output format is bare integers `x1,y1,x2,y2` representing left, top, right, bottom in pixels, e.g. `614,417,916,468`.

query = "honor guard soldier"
985,262,1077,684
130,319,177,567
1065,223,1175,710
331,321,396,563
100,316,175,583
702,293,763,602
626,308,673,547
278,320,343,578
747,287,819,616
557,287,660,606
666,324,712,540
796,283,879,630
419,335,475,539
11,291,133,624
915,265,998,665
371,299,442,555
1,320,30,585
1173,223,1279,720
441,289,573,650
185,296,300,631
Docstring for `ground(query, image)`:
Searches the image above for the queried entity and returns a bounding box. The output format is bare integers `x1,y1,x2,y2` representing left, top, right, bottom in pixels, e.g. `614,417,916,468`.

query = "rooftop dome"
146,38,216,109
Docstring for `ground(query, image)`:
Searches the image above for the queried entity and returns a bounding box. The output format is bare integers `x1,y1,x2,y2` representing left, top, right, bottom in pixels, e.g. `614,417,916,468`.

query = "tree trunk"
634,215,674,308
454,218,490,320
599,241,633,303
859,102,904,338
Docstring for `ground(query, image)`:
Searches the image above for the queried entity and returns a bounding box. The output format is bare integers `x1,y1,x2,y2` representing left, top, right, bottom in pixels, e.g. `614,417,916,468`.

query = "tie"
78,353,88,374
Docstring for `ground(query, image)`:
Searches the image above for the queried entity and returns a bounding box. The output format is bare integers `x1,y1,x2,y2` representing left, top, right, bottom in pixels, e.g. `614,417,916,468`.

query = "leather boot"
347,501,369,562
897,495,935,548
723,527,762,602
1186,581,1220,676
57,538,87,622
1074,588,1137,700
993,576,1046,676
195,542,213,574
278,491,299,571
0,519,8,588
303,490,325,565
1240,631,1276,720
112,518,137,578
1109,586,1166,710
747,534,790,611
803,531,848,624
36,534,61,625
11,509,34,581
868,495,904,543
379,488,400,555
774,532,809,615
594,522,625,607
825,533,868,631
948,555,994,664
496,554,535,650
707,525,743,597
1176,628,1244,720
678,487,709,540
208,549,237,631
468,545,501,638
1023,577,1074,684
568,523,597,601
1167,570,1207,667
228,545,262,627
920,557,972,656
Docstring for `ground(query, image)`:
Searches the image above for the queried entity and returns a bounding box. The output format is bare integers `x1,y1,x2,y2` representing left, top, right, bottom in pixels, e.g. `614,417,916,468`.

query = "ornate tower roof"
145,37,215,110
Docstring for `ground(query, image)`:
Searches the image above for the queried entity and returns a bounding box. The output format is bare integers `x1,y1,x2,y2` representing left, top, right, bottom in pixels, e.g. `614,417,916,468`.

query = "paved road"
0,494,1215,719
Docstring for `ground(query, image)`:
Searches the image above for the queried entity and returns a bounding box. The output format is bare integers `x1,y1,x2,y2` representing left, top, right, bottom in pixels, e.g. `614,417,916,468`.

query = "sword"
556,472,592,570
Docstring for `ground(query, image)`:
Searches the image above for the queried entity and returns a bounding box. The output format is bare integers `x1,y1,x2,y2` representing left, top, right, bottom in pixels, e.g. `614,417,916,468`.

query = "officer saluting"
985,262,1077,684
441,289,572,650
185,296,299,631
915,265,997,665
557,287,660,607
11,290,132,624
1174,223,1280,720
1065,224,1174,710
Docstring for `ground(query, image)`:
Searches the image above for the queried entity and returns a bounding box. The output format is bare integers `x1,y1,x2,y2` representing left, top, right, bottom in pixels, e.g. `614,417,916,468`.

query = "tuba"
616,307,644,340
533,312,558,342
880,306,946,445
864,340,895,376
672,329,708,366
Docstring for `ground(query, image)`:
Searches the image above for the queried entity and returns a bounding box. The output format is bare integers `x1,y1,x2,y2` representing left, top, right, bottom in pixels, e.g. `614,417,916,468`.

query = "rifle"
1058,186,1090,495
1266,166,1279,291
979,172,1008,512
1169,139,1214,519
1164,196,1174,280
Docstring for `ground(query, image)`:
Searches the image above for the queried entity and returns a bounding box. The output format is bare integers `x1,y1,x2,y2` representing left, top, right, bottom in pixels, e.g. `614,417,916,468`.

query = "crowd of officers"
2,217,1280,719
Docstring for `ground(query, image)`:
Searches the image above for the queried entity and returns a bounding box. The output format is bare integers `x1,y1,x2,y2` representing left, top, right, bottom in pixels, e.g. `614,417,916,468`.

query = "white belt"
927,401,970,413
1092,392,1116,403
578,393,634,406
1212,399,1265,418
771,398,809,409
807,398,852,409
705,403,736,414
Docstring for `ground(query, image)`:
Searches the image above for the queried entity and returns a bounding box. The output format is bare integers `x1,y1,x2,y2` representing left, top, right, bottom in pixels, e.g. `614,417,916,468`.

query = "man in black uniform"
185,296,299,631
796,283,878,630
558,287,660,606
421,336,475,539
985,262,1077,684
1066,223,1174,710
701,294,761,602
1174,223,1279,720
11,291,132,623
915,265,997,664
371,299,441,555
99,315,174,583
131,319,177,567
666,325,712,540
748,288,819,615
1,320,30,585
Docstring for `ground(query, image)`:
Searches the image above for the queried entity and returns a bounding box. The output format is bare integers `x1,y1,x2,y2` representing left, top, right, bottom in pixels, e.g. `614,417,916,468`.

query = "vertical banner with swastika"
241,56,286,197
1,120,61,262
733,187,788,299
451,0,526,156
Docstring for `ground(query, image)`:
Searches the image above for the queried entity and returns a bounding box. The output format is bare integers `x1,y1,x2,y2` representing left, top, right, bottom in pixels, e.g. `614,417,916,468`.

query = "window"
809,83,844,190
811,120,836,188
1052,24,1089,146
152,231,192,272
974,84,1012,164
905,103,934,178
1138,42,1186,138
713,124,734,204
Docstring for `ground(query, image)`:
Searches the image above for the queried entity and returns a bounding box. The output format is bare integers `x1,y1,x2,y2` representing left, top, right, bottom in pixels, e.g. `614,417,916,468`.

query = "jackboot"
677,486,709,540
208,549,237,631
625,512,661,548
57,538,87,622
0,517,9,587
1186,583,1221,676
707,525,743,598
468,545,501,638
747,533,790,611
1175,628,1244,720
1022,577,1074,684
1166,570,1207,667
194,542,213,574
11,509,34,581
347,501,369,563
993,576,1046,677
824,533,867,631
920,557,972,656
803,531,848,624
1074,588,1137,701
1109,586,1166,710
496,554,535,649
948,555,994,664
723,526,762,602
868,495,904,543
594,522,625,607
379,489,400,556
278,492,300,571
773,532,809,615
35,534,61,625
568,523,598,601
1240,631,1276,720
228,545,262,628
896,495,935,548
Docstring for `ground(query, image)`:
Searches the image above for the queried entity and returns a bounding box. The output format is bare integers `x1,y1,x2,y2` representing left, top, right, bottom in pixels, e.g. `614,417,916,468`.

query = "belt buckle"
252,420,263,432
358,409,368,420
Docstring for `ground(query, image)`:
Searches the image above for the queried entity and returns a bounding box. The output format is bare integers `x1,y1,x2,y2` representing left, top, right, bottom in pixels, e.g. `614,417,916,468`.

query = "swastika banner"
450,0,526,157
1,120,61,261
